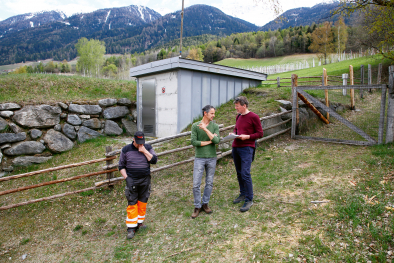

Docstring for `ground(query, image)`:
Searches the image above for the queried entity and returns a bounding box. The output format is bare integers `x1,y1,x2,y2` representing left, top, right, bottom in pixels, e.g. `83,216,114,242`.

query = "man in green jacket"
190,105,220,219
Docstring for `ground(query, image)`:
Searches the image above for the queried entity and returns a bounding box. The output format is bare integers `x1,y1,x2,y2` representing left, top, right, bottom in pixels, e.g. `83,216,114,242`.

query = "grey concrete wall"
177,69,261,133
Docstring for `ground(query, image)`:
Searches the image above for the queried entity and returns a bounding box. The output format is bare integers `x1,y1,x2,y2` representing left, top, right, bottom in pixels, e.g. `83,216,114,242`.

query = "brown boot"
202,203,213,214
191,207,201,219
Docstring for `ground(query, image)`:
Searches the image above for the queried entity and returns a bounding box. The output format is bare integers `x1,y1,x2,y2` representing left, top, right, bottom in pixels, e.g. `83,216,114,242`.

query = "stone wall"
0,99,137,174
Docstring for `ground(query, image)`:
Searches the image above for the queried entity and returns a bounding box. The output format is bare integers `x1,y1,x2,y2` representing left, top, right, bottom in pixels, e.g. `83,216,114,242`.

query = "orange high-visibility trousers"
126,201,147,228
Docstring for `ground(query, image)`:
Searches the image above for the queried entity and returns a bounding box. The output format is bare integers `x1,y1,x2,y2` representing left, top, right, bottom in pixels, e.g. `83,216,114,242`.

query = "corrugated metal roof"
129,57,267,81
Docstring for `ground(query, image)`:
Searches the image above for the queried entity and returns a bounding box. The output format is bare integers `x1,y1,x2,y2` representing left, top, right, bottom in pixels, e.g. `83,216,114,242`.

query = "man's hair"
202,105,215,116
234,96,249,107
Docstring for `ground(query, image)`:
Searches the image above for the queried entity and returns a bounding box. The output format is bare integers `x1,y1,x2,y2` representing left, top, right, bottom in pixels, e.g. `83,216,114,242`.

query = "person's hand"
138,145,147,153
238,134,250,140
198,122,208,130
213,133,217,137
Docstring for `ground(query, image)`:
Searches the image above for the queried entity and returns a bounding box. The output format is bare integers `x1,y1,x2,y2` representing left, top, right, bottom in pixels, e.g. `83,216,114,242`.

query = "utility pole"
179,0,184,57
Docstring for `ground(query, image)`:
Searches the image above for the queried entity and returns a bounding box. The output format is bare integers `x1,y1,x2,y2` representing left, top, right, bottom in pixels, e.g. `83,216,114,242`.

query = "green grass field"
216,54,320,68
0,74,136,104
0,55,393,262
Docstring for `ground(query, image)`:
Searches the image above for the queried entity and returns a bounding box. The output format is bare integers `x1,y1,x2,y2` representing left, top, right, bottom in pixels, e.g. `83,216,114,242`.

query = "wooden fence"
265,63,383,88
290,66,393,145
0,111,292,211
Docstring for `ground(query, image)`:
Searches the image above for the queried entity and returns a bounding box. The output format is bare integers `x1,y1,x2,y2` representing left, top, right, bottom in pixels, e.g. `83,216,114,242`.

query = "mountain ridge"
0,4,258,65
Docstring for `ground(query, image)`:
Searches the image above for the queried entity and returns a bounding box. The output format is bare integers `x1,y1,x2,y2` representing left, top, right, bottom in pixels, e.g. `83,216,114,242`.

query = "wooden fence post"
106,146,114,188
291,74,299,137
368,64,372,92
360,65,364,99
277,77,280,88
378,63,382,84
323,68,329,120
342,74,348,95
350,65,355,110
386,65,394,143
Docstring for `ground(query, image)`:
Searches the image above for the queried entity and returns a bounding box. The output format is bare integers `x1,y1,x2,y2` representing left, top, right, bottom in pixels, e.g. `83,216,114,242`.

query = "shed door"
142,79,156,136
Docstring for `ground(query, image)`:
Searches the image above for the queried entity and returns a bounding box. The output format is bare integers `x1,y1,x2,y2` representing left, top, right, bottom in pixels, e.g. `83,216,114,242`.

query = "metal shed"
130,57,267,138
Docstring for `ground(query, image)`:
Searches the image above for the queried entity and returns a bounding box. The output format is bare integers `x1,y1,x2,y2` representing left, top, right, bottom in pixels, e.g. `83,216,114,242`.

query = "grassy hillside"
216,54,320,68
0,56,393,262
0,74,136,104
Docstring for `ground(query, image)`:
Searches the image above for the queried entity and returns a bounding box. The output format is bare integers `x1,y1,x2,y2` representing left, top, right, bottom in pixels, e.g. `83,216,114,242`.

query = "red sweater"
232,111,264,148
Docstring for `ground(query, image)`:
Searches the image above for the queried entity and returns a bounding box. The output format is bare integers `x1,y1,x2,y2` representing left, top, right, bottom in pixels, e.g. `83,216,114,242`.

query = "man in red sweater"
230,96,263,212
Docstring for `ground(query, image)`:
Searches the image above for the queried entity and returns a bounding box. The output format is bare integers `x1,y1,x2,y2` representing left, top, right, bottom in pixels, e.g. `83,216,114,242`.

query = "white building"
130,57,267,137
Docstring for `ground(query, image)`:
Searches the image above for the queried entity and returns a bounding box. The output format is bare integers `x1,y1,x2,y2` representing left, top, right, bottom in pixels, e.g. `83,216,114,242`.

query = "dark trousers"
232,147,254,202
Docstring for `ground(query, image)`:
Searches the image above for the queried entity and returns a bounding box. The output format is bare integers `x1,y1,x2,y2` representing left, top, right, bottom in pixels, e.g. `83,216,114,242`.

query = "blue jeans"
232,147,254,202
193,157,217,208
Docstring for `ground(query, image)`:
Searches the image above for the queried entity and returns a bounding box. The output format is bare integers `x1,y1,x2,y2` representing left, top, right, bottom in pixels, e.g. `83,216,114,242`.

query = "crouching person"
119,131,157,239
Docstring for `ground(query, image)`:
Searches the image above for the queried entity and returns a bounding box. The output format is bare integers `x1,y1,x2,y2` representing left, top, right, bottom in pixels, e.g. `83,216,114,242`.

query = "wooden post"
291,74,299,137
360,65,364,99
378,63,382,84
342,73,348,96
323,68,329,120
106,146,114,188
368,64,372,92
350,65,355,110
277,77,280,88
386,65,394,143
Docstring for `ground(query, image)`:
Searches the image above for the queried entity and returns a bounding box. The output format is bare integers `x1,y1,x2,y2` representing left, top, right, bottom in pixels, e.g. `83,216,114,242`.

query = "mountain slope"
0,5,258,65
260,2,351,31
0,10,66,36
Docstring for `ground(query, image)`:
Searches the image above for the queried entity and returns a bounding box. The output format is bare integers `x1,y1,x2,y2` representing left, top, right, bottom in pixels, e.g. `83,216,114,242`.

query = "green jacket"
191,121,220,158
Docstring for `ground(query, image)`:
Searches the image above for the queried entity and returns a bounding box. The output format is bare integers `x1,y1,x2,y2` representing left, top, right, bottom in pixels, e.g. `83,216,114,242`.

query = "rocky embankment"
0,99,137,175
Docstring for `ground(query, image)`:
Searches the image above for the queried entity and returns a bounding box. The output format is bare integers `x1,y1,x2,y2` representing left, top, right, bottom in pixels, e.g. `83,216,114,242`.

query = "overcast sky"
0,0,328,26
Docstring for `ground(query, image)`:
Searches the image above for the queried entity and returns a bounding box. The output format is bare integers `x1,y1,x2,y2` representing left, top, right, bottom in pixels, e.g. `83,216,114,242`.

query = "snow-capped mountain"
66,5,161,31
0,10,66,35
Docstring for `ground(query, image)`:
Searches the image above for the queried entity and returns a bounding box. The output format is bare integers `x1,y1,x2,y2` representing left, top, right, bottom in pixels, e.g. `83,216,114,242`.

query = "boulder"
60,113,67,119
9,123,22,133
0,117,8,131
121,118,138,136
67,114,82,126
0,132,26,144
276,100,292,111
103,106,130,119
57,102,68,110
12,105,61,128
77,126,102,143
54,124,62,131
43,129,74,153
104,120,123,135
0,111,14,118
80,115,90,119
82,118,102,129
0,103,21,111
3,166,13,172
62,123,77,140
30,129,42,139
12,156,52,167
4,141,46,156
117,98,132,106
0,151,2,164
0,144,11,150
98,99,117,107
68,104,102,115
132,110,137,122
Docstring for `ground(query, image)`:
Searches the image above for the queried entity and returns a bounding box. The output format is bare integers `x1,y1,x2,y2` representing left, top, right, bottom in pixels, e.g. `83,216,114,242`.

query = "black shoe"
127,229,136,239
233,195,245,204
240,201,253,212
